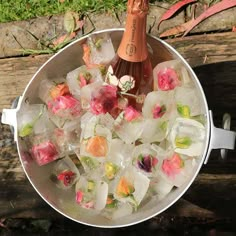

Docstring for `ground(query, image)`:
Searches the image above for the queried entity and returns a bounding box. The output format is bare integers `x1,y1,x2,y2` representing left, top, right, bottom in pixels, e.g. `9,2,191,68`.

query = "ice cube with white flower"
75,175,108,211
66,65,103,99
169,117,206,156
85,33,115,66
51,156,80,189
114,167,150,207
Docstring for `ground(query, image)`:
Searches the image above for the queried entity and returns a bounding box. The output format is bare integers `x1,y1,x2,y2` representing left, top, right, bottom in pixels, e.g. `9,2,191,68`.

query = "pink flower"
152,104,166,119
79,74,87,88
162,153,184,178
76,190,83,204
157,68,180,91
90,85,118,115
48,95,81,118
57,170,75,187
31,141,59,166
124,106,141,122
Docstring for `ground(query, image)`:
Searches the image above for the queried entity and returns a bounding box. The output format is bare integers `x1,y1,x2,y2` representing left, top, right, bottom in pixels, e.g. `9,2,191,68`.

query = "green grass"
0,0,168,23
0,0,127,23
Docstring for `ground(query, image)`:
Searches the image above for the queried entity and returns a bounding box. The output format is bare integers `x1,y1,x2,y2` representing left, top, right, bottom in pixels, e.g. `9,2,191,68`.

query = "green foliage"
0,0,164,23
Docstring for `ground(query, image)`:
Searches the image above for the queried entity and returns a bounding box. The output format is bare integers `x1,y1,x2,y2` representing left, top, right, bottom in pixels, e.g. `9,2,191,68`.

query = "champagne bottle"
107,0,153,108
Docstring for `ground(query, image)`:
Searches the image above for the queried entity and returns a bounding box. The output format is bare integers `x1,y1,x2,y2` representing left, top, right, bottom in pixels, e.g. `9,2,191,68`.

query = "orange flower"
50,83,70,99
86,136,108,157
116,177,134,197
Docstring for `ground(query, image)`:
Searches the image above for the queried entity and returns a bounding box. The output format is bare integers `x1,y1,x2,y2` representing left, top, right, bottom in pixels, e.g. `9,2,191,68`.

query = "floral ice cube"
160,152,196,187
83,33,115,66
175,87,203,117
149,175,174,200
132,144,162,176
169,118,205,156
54,119,81,154
114,116,145,144
47,94,81,120
153,60,193,91
51,156,80,189
114,167,150,207
80,124,112,159
17,103,45,137
30,133,60,166
75,176,108,211
142,90,175,119
38,79,70,103
66,65,103,99
102,201,133,220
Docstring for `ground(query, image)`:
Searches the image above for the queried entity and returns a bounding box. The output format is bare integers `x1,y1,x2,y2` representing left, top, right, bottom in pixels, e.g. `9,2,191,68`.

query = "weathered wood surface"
0,32,236,233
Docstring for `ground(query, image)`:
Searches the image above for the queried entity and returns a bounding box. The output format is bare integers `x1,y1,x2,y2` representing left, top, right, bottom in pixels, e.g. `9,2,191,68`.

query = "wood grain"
0,31,236,228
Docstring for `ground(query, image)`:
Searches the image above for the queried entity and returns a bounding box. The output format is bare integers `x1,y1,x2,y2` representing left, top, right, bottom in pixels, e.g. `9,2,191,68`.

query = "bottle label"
118,14,148,62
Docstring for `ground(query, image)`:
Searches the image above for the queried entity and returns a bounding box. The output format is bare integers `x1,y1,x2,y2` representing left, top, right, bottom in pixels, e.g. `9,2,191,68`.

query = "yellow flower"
86,136,108,157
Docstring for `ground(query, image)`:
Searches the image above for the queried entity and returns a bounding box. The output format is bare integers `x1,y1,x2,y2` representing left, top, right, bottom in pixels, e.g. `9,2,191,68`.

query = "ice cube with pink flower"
160,151,196,187
66,65,103,99
153,60,193,91
30,132,61,166
75,175,108,211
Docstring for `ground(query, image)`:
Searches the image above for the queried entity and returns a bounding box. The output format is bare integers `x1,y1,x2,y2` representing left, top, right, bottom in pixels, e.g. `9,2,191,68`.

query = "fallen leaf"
64,11,76,33
52,32,76,47
183,0,236,36
157,0,197,29
160,19,195,38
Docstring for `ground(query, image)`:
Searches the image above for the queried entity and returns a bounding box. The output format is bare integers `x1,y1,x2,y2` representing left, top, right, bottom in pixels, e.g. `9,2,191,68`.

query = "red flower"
57,170,75,186
48,95,81,118
124,106,141,122
31,141,59,166
157,68,180,91
162,153,184,177
90,85,118,115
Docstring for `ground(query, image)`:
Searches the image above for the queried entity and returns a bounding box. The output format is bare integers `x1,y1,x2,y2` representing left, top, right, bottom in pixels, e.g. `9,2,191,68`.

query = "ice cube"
114,118,145,144
160,151,196,187
51,156,80,189
75,176,108,211
153,59,193,91
17,103,45,137
175,87,203,117
66,65,103,99
169,118,205,156
142,90,175,119
86,33,115,65
114,167,150,207
132,143,162,176
30,132,61,166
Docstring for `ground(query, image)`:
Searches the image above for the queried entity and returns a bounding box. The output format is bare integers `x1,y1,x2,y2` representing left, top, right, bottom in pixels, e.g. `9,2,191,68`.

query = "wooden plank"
0,32,236,110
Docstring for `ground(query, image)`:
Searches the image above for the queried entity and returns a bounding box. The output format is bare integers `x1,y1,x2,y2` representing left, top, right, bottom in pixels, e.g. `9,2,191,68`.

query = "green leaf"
19,123,33,137
177,103,191,118
175,136,192,149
